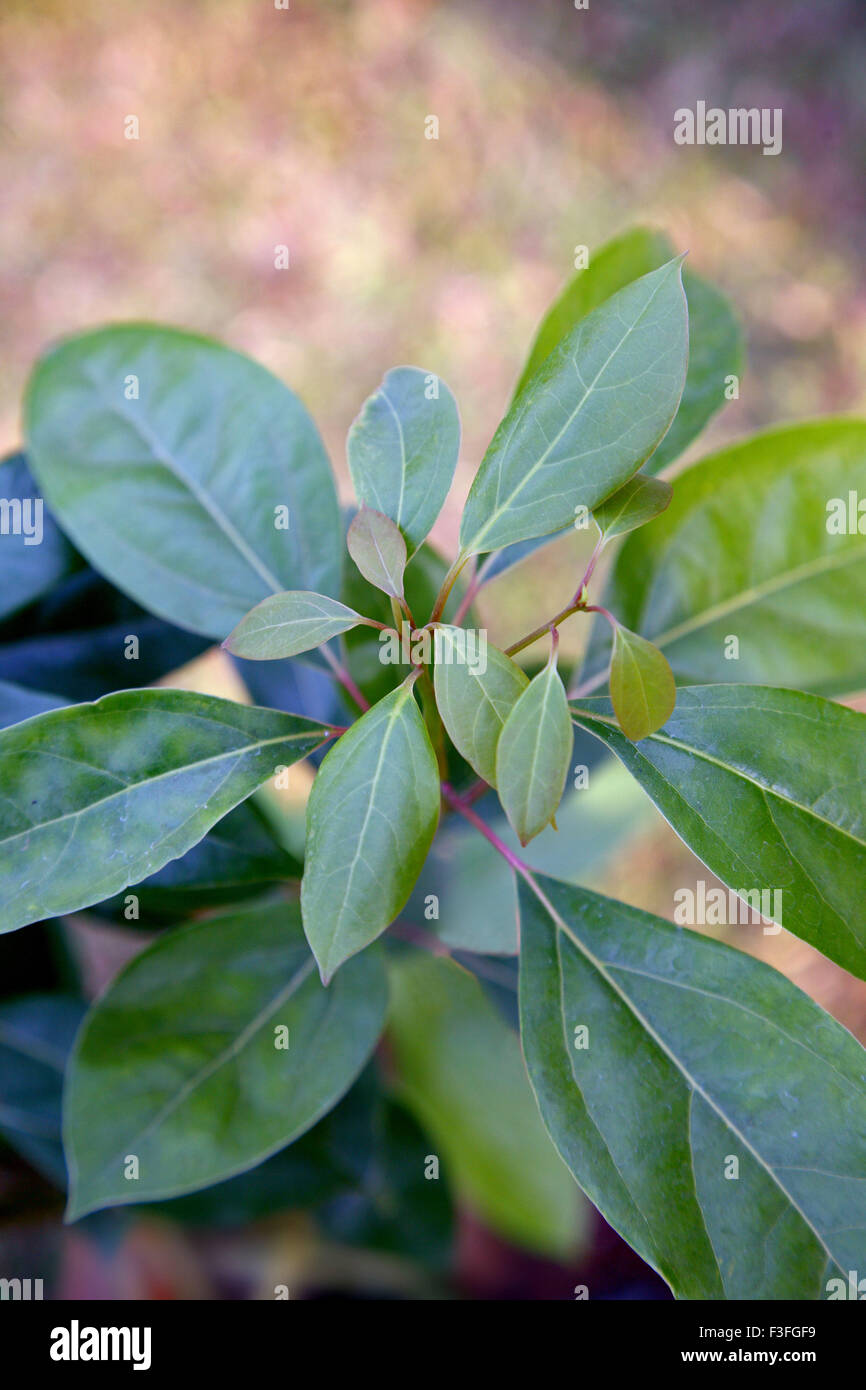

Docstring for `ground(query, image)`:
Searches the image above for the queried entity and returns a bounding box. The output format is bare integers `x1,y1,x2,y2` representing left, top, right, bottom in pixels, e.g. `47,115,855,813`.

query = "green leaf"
459,259,688,557
346,507,407,600
649,266,743,474
571,684,866,980
609,624,676,740
347,367,460,557
583,420,866,695
24,324,342,640
302,682,440,981
519,873,864,1297
0,451,80,622
224,591,366,660
592,474,672,543
432,626,528,786
496,658,572,845
513,226,743,474
388,954,583,1258
0,689,328,933
63,899,388,1219
95,798,302,921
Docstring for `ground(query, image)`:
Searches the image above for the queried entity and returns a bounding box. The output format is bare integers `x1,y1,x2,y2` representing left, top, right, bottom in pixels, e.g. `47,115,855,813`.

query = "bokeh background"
2,0,866,1299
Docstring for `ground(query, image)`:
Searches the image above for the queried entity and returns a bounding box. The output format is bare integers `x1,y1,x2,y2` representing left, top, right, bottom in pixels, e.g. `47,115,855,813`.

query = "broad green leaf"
519,874,863,1297
513,226,743,474
0,451,80,621
592,474,672,543
302,682,440,981
24,324,342,640
346,507,407,599
224,591,366,660
583,420,866,695
347,367,460,557
433,625,528,786
459,259,688,557
571,685,866,980
95,798,302,922
63,899,388,1219
0,995,85,1185
496,659,572,845
0,689,328,933
609,624,676,740
388,954,583,1257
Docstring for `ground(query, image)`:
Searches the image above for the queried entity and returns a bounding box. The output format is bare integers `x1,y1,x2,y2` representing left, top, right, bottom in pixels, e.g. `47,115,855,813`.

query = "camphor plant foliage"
2,226,865,1298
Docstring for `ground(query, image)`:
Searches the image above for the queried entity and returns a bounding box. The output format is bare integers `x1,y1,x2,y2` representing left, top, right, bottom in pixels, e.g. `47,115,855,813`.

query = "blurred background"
2,0,866,1299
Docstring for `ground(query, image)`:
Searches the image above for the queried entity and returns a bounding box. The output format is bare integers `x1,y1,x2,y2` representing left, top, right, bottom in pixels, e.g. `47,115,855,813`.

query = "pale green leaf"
346,507,407,599
592,474,672,543
496,659,572,845
347,366,460,557
459,259,688,557
432,625,528,786
609,625,676,740
224,590,366,660
302,682,440,981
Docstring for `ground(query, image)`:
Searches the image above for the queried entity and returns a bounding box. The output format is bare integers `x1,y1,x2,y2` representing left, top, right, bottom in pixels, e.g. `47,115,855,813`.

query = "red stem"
441,782,531,879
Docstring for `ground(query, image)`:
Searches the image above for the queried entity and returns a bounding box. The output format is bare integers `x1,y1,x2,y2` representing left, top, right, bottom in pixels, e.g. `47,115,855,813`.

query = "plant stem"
440,782,532,880
430,552,471,623
504,599,585,657
417,667,448,778
321,644,370,712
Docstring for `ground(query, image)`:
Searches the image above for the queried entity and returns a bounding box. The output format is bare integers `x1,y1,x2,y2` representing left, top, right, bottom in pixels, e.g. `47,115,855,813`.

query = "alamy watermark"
379,625,488,676
0,497,43,545
674,880,783,934
674,102,782,156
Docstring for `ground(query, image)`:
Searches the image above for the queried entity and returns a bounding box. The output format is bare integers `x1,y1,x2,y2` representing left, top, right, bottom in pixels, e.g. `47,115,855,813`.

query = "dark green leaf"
0,689,328,933
302,682,440,981
519,874,864,1297
388,953,583,1257
609,624,676,740
571,685,866,979
433,626,528,786
224,591,366,661
25,324,342,639
584,420,866,694
64,899,388,1218
496,659,572,845
347,367,460,557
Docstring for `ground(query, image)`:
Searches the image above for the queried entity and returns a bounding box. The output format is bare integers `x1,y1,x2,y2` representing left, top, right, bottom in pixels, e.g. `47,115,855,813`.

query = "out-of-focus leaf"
0,451,81,621
388,953,583,1257
0,995,86,1185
